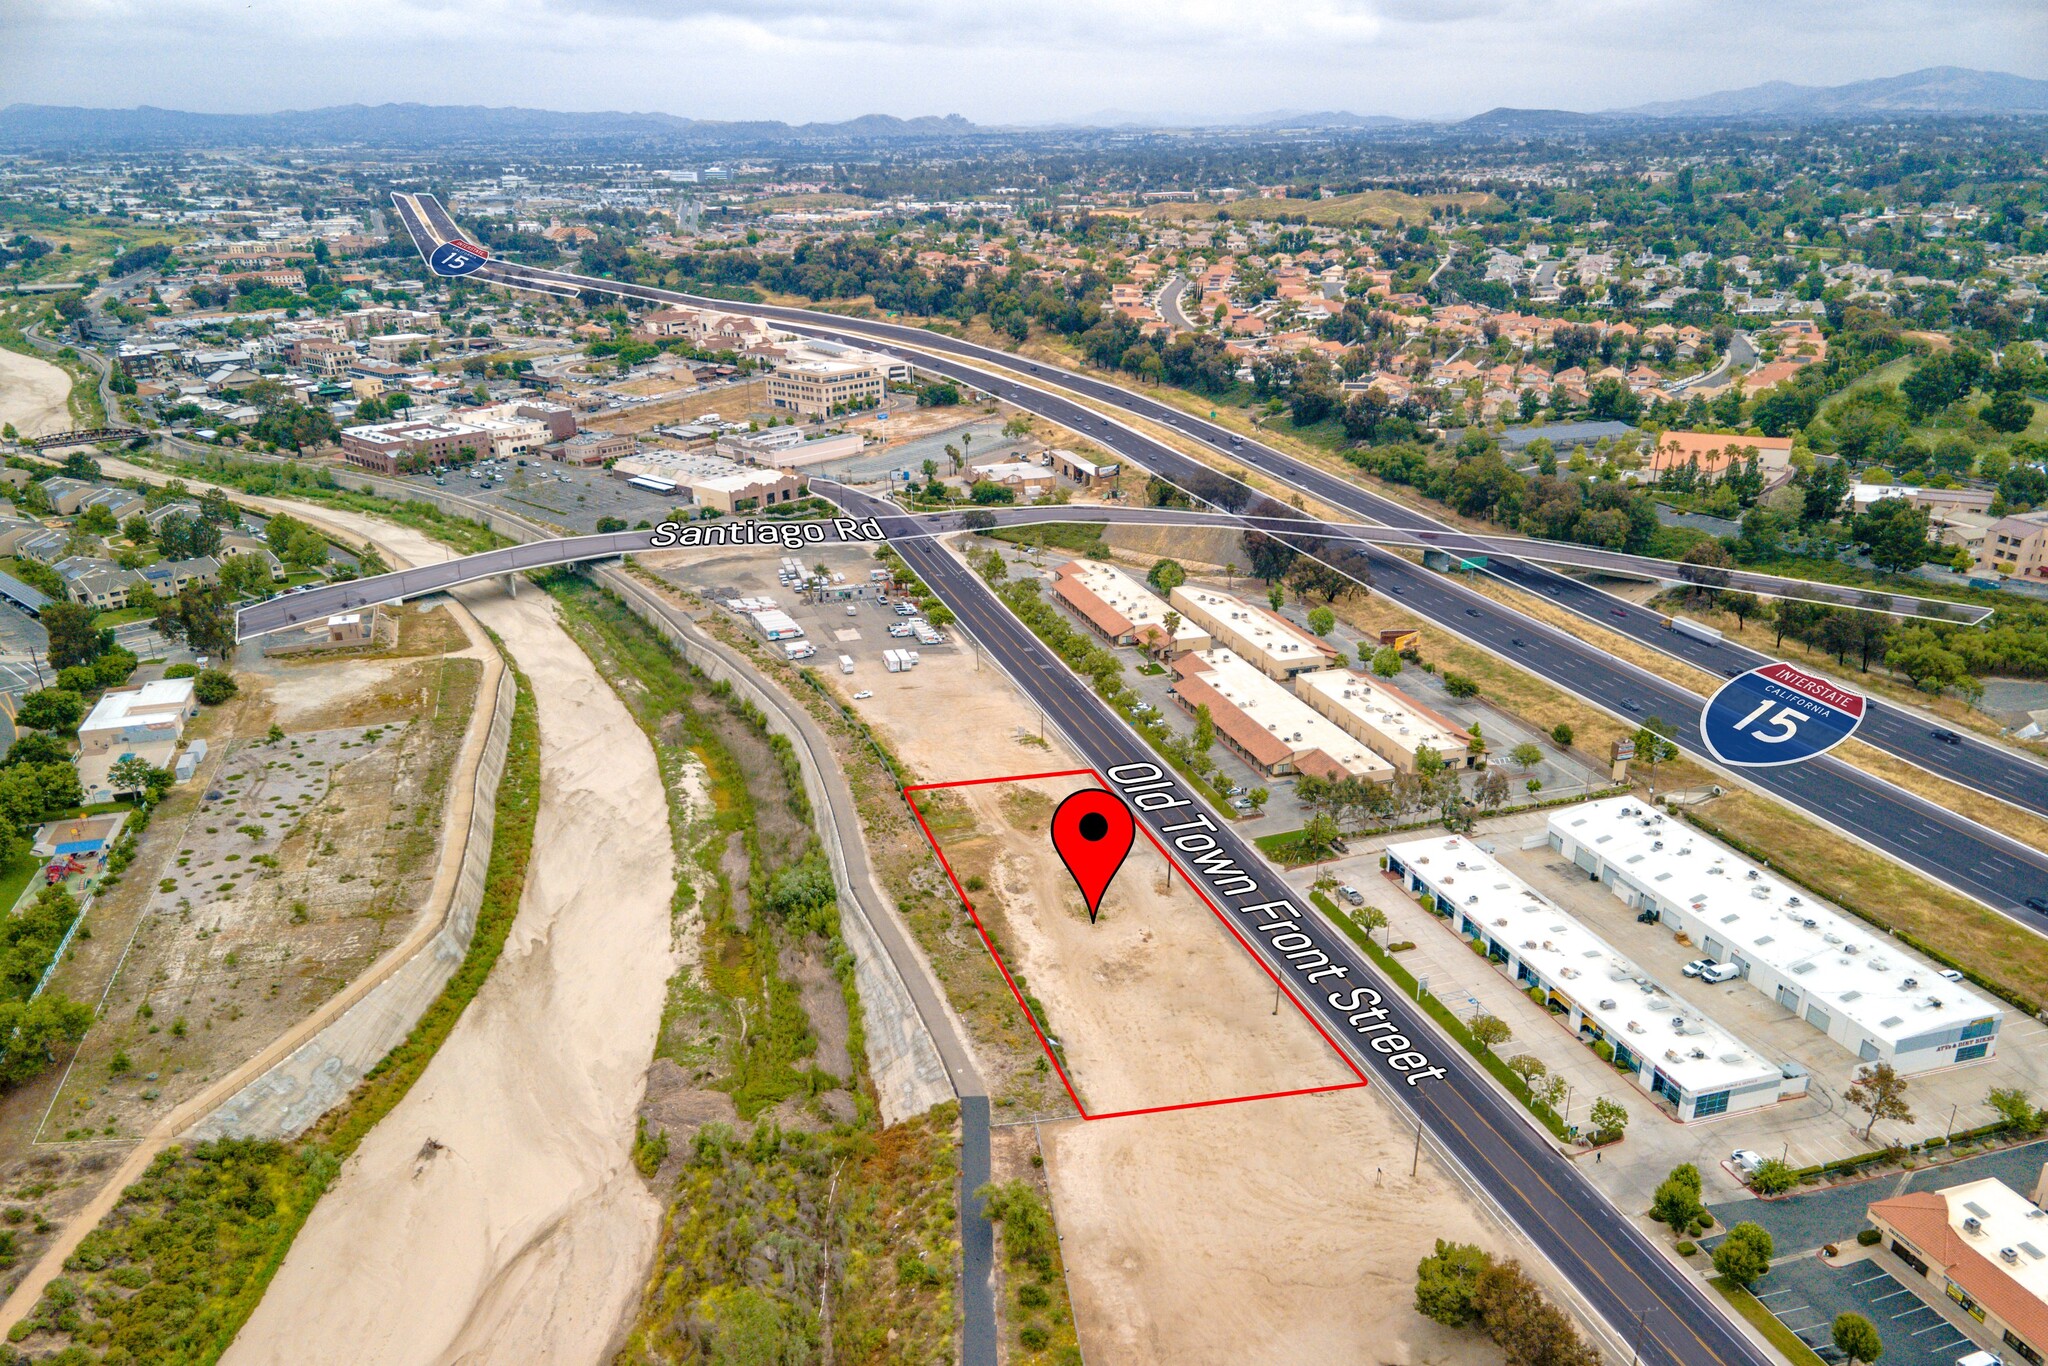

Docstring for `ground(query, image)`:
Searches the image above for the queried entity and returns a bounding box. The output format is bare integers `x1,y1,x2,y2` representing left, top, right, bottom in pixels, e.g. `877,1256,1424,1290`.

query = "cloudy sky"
2,0,2043,123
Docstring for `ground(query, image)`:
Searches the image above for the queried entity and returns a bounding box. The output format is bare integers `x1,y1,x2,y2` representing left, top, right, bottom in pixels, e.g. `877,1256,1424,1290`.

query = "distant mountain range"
2,67,2045,149
1621,66,2048,118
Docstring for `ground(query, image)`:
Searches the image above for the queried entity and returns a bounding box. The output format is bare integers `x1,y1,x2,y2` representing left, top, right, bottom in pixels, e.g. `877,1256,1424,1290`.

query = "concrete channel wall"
596,566,955,1125
194,657,519,1140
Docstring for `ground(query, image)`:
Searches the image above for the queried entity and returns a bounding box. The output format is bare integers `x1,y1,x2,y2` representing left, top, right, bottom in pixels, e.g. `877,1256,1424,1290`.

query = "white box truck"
838,654,855,675
783,640,816,661
884,649,907,673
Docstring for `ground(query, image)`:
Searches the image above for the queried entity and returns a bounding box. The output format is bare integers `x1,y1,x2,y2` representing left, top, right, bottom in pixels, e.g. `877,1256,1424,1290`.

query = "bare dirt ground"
0,346,73,438
1046,1093,1503,1366
838,631,1508,1364
224,524,679,1364
923,772,1360,1116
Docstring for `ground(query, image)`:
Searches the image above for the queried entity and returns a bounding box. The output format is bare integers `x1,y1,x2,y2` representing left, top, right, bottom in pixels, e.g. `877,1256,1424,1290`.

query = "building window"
1962,1018,1997,1041
2004,1330,2043,1366
1692,1090,1730,1118
1955,1042,1990,1062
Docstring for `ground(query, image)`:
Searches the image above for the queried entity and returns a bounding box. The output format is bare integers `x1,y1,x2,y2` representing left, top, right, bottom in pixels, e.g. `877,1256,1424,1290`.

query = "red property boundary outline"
903,767,1369,1121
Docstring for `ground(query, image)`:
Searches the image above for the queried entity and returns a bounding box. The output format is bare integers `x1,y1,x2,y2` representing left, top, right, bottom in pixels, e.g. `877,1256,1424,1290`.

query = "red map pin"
1050,788,1135,924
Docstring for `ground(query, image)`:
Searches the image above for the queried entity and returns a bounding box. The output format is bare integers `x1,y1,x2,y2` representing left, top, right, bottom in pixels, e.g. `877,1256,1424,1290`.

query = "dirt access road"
223,517,678,1364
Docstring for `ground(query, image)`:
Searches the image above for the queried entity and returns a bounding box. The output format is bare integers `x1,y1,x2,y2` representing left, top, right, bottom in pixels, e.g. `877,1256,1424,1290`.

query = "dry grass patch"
1691,788,2048,1010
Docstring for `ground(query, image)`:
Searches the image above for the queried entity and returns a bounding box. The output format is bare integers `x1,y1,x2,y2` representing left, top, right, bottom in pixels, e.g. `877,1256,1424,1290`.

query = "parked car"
1338,886,1364,906
1682,959,1713,978
851,690,872,700
1329,838,1349,854
1231,798,1253,811
1730,1149,1764,1175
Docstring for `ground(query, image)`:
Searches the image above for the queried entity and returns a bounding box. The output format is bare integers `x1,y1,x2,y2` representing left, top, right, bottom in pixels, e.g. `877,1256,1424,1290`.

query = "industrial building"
1168,585,1340,679
1385,834,1804,1122
1293,668,1476,773
1171,648,1392,781
1869,1176,2048,1365
1548,797,2002,1074
1049,560,1210,654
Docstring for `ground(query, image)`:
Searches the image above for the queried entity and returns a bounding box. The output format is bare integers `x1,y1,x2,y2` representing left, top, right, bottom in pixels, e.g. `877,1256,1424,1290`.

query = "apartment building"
1168,585,1339,679
1171,648,1392,782
1292,669,1476,772
1984,511,2048,580
1549,797,2001,1074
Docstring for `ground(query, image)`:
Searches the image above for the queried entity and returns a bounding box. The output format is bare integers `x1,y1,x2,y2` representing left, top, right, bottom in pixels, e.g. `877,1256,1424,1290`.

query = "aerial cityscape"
0,4,2045,1364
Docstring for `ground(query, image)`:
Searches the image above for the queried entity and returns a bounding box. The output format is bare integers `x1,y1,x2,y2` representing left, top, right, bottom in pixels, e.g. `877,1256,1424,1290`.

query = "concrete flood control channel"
1751,1258,1977,1366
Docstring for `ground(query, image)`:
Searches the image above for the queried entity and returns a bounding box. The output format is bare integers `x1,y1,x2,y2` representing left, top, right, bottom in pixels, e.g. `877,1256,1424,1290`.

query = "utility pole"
1629,1306,1650,1366
1411,1119,1422,1177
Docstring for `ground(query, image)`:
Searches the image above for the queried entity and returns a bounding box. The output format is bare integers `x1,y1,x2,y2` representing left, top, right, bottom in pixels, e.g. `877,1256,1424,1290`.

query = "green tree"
1711,1221,1774,1289
39,602,109,672
1549,722,1574,748
1300,813,1341,859
1631,725,1678,786
216,553,274,600
1442,672,1479,698
1747,1158,1798,1196
1307,606,1335,636
1982,390,2034,434
1370,645,1402,677
1191,703,1215,759
594,516,628,533
1832,1312,1883,1366
1509,742,1543,772
16,689,83,734
1847,1062,1913,1139
1469,1014,1511,1053
1987,1086,2046,1136
108,755,157,798
1650,1164,1706,1231
1354,904,1388,945
1413,1239,1490,1327
1267,584,1285,611
1146,558,1187,594
0,995,94,1089
77,504,117,536
1589,1097,1628,1140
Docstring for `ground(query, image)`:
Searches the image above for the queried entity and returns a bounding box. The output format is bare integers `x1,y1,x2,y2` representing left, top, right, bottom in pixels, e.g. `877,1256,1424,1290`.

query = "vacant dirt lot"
0,346,72,438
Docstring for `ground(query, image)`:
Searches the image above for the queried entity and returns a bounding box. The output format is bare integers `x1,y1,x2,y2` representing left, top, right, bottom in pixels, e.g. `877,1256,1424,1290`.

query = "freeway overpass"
231,501,1986,641
380,192,2048,919
393,191,2048,841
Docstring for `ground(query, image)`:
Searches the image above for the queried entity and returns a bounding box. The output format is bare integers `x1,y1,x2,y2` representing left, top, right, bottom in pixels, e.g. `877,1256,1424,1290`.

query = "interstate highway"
849,486,1770,1366
392,194,2048,915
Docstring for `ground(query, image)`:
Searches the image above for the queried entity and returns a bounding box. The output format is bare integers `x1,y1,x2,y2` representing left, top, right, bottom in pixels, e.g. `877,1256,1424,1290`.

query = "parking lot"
385,461,684,534
1752,1257,1982,1366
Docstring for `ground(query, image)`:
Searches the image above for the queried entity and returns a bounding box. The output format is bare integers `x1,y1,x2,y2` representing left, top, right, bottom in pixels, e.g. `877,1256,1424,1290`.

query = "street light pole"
1629,1306,1650,1366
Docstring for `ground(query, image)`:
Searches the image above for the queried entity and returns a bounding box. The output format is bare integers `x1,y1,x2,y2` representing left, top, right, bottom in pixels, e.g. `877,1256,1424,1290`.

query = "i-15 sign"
1700,661,1866,768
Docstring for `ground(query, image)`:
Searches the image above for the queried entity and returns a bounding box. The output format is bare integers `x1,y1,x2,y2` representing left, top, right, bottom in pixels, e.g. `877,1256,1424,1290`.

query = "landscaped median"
1708,1274,1826,1366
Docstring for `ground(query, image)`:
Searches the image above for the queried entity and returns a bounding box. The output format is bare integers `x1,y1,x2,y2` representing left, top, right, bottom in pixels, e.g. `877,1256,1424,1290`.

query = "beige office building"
1168,585,1339,679
1292,669,1476,772
765,360,884,416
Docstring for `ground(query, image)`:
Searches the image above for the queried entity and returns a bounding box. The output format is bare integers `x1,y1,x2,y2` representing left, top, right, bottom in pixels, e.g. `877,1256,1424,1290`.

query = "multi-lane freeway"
390,192,2048,919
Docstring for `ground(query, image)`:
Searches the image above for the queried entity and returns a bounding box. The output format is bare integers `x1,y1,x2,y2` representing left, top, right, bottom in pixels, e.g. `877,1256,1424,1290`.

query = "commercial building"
747,608,804,642
551,431,635,466
1171,648,1392,781
715,427,864,468
690,469,804,514
339,420,490,474
1168,585,1340,679
1869,1177,2048,1366
1386,834,1799,1122
973,460,1057,499
1047,450,1120,487
78,678,198,756
764,360,884,416
1549,797,2001,1074
1293,668,1476,773
1049,560,1210,654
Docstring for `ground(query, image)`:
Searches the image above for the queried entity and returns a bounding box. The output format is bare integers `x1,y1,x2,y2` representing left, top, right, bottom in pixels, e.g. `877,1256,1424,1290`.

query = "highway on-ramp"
388,193,2048,918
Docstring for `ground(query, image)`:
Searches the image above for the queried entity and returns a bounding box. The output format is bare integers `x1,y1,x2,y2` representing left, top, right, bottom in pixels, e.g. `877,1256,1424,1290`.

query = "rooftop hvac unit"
1628,1021,1646,1034
1824,934,1842,945
1903,977,1919,989
1653,841,1665,851
1467,895,1479,906
2003,1248,2022,1265
1965,1217,1983,1233
1747,870,1761,881
1600,998,1618,1010
1691,1048,1708,1060
1787,895,1803,906
1524,940,1540,950
1801,918,1819,929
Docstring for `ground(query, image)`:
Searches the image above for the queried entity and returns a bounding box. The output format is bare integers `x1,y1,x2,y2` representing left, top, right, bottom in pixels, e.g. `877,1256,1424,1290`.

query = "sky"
1,0,2044,124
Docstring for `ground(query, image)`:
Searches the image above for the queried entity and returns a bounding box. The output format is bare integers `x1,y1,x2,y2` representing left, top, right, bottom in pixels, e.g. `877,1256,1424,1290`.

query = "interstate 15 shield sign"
1700,661,1866,768
428,240,489,276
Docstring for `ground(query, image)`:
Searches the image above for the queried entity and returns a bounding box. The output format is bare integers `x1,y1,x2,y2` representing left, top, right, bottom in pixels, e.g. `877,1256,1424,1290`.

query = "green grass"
1707,1275,1827,1366
0,849,41,916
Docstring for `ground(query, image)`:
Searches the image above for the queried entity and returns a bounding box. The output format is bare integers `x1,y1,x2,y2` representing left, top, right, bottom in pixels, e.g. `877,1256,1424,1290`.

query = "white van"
838,655,855,675
1699,962,1742,984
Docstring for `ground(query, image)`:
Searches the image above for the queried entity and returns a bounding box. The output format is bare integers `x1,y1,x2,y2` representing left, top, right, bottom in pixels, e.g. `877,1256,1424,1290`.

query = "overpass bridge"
233,494,1987,641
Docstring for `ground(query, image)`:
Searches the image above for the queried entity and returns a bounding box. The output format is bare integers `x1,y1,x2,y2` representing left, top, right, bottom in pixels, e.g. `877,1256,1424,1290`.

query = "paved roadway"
1157,274,1197,331
391,194,2048,916
846,484,1770,1366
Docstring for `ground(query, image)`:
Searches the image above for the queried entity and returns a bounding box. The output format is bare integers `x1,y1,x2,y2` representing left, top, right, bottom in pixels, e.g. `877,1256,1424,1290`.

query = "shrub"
1591,1040,1614,1062
1857,1228,1882,1247
1017,1324,1050,1351
1747,1157,1798,1196
1550,722,1574,747
1675,1241,1697,1257
1442,672,1479,698
192,669,238,705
